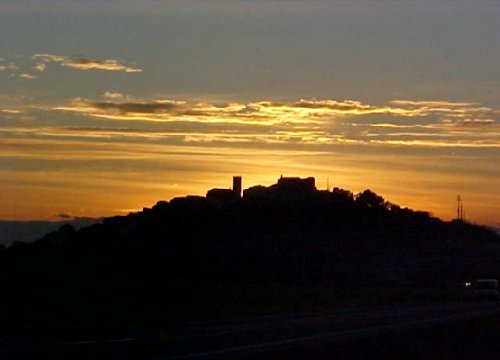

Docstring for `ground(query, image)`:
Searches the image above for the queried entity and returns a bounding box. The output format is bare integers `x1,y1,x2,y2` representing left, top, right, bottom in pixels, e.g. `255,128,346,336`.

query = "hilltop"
1,176,499,333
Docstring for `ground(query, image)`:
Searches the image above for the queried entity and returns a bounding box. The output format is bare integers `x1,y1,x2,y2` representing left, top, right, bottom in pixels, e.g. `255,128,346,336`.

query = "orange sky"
0,1,499,227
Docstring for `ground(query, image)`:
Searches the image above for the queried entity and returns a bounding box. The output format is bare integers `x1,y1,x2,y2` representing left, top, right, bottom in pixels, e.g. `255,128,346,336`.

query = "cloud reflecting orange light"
1,96,499,225
33,54,142,73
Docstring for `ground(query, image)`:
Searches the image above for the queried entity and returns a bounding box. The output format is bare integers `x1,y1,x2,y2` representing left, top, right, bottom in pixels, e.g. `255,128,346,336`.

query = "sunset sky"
1,0,499,227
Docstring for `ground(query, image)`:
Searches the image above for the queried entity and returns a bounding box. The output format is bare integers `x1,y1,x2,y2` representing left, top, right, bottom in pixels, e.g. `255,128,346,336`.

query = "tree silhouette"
356,189,386,208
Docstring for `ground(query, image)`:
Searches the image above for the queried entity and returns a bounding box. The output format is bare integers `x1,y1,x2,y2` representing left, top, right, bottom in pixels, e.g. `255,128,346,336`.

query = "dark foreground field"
2,301,499,360
264,313,500,360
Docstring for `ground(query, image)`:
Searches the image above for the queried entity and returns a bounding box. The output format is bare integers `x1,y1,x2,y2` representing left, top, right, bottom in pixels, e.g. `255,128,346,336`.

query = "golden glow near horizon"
1,2,499,228
1,94,499,225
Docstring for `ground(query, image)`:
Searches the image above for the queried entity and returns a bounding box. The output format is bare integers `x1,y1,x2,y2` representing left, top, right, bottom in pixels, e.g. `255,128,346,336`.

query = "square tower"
233,176,242,198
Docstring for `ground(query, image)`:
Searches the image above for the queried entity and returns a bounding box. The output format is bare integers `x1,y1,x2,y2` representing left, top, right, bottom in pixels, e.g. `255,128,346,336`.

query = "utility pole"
457,195,464,220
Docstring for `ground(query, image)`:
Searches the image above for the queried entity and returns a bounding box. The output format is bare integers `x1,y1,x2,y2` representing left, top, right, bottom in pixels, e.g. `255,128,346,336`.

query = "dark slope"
0,178,498,333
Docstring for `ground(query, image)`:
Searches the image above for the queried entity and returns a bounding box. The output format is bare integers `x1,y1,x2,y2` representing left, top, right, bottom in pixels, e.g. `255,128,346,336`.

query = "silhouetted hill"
1,176,499,333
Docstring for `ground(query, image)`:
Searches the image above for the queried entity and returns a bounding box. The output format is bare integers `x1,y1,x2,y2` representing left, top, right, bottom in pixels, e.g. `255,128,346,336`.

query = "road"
2,301,499,359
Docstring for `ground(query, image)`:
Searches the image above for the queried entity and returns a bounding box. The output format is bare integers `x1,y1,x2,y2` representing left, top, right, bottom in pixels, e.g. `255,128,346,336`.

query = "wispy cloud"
54,99,318,126
442,118,496,126
369,139,500,148
52,97,430,126
0,64,19,72
33,54,66,62
0,125,341,147
391,100,478,107
1,109,23,114
63,59,142,72
33,53,142,73
18,73,37,80
266,99,425,117
53,96,498,131
390,99,496,119
35,63,46,72
103,92,128,100
1,96,494,150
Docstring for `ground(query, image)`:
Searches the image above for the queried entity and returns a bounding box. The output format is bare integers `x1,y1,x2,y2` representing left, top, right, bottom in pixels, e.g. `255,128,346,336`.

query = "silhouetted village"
1,176,499,333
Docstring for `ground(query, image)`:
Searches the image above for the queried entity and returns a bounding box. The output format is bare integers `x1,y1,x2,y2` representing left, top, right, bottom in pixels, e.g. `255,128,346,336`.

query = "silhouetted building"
206,188,236,204
170,195,207,209
269,176,316,198
276,176,315,191
242,176,317,203
243,185,270,200
206,176,242,205
233,176,242,198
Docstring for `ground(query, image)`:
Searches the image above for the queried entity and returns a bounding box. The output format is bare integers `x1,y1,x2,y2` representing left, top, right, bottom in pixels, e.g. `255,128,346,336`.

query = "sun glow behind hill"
1,94,499,225
2,94,499,226
0,1,499,227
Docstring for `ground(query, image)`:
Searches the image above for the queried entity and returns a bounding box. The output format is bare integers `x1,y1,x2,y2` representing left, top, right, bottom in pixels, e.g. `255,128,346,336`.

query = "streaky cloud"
33,53,142,73
33,54,67,62
62,59,142,73
50,97,432,126
1,95,492,151
370,139,500,148
18,73,37,80
0,125,341,146
1,109,23,114
0,64,18,72
35,63,46,72
443,118,496,126
103,92,128,100
391,100,478,107
52,96,499,132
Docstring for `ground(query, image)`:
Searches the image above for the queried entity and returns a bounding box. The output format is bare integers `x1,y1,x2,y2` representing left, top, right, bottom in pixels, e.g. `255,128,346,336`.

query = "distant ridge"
0,217,101,246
